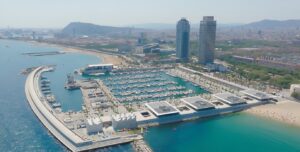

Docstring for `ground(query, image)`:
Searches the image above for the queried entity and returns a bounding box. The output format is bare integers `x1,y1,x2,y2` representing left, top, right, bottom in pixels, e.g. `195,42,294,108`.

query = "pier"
100,69,197,104
25,66,90,151
25,65,277,151
22,51,65,56
25,66,141,152
132,139,153,152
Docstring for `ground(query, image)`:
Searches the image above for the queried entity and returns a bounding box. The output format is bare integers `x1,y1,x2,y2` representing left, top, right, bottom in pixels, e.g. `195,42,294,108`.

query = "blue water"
41,53,99,112
0,40,132,151
1,39,300,152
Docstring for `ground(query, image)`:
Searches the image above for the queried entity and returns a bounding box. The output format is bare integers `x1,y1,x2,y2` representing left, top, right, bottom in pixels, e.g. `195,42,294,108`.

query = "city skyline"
1,0,300,28
2,0,300,152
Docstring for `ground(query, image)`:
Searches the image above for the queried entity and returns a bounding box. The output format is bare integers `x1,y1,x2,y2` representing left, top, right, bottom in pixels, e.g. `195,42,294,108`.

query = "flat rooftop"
181,96,215,111
88,64,113,67
241,89,272,100
145,101,179,117
214,93,247,106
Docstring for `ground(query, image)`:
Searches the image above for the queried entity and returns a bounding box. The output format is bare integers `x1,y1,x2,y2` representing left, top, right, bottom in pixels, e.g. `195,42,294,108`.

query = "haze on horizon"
1,0,300,28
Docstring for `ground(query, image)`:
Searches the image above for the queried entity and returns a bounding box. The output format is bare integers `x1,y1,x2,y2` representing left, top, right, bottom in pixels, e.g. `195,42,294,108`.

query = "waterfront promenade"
25,66,143,151
24,65,275,151
25,67,93,151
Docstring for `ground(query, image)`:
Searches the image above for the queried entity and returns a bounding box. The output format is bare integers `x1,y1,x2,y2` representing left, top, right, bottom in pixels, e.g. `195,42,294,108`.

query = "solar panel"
146,101,180,116
255,92,267,98
227,96,244,104
182,96,215,110
241,89,272,100
214,93,247,105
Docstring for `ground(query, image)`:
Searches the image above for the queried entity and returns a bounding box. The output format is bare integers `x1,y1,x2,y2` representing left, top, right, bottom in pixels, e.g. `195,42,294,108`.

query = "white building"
240,89,273,101
81,64,114,75
112,113,137,131
290,84,300,95
86,117,103,134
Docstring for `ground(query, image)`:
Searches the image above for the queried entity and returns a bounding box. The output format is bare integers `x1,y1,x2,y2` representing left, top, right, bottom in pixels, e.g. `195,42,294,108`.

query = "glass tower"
198,16,217,64
176,18,190,61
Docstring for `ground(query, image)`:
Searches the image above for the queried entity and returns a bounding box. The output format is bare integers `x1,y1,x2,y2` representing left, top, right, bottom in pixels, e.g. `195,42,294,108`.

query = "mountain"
242,19,300,30
60,22,137,37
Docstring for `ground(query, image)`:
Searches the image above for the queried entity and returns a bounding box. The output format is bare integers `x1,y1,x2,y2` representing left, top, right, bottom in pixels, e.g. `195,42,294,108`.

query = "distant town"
2,18,300,92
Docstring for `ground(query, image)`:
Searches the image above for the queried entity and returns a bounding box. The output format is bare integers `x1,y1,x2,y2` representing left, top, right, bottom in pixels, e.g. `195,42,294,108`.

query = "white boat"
52,103,61,108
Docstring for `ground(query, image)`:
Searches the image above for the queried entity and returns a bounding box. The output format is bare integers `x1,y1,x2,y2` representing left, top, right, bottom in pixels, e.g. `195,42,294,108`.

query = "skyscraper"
198,16,217,64
176,18,190,61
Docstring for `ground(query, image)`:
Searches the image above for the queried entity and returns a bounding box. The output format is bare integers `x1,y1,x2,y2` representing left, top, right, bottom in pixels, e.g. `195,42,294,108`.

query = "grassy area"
128,128,142,135
216,39,283,51
220,55,300,89
189,39,283,55
189,41,198,56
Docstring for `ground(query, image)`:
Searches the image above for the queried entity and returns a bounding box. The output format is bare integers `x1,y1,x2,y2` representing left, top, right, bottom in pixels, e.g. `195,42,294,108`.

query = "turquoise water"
144,113,300,152
99,71,208,104
1,39,300,152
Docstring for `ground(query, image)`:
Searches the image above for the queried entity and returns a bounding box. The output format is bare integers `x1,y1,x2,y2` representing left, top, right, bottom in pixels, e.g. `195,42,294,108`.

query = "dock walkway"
25,66,138,151
132,139,153,152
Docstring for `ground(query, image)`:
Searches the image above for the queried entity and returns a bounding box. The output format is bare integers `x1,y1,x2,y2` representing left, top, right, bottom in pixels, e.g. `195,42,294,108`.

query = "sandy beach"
27,41,300,128
28,41,127,66
246,100,300,127
61,47,126,66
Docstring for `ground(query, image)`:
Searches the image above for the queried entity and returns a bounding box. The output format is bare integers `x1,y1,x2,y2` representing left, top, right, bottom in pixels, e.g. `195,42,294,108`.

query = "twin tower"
176,16,216,65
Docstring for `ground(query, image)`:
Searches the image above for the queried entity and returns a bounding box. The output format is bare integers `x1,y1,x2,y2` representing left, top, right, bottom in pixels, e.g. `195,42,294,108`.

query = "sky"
0,0,300,28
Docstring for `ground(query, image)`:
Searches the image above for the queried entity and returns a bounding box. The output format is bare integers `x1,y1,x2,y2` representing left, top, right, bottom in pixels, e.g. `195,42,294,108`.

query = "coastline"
28,40,126,66
245,100,300,127
61,47,126,66
4,38,297,151
32,40,300,128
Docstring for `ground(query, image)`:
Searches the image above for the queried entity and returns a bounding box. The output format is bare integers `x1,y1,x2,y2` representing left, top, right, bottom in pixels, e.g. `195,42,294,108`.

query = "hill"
242,19,300,30
60,22,135,37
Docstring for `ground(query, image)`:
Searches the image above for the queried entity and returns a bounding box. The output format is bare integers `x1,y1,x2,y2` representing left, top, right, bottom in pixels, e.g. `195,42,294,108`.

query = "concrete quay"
25,65,274,151
136,100,268,127
134,66,273,127
25,66,89,151
25,66,138,151
132,139,153,152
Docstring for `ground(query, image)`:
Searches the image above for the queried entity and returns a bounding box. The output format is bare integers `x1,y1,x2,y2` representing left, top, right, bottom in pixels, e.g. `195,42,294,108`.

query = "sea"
0,39,300,152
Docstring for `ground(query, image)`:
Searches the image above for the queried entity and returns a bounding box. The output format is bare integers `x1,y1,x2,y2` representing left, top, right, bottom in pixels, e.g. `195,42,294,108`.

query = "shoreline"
25,66,138,151
61,47,126,66
27,40,127,66
245,100,300,127
23,40,300,128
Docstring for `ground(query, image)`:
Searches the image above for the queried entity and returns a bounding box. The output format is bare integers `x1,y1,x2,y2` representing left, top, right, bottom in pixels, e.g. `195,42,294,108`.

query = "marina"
99,69,203,104
24,61,282,152
0,30,300,152
1,33,300,152
24,63,281,152
25,66,144,152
